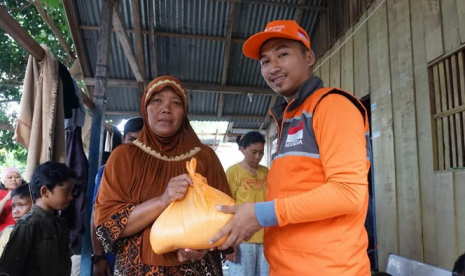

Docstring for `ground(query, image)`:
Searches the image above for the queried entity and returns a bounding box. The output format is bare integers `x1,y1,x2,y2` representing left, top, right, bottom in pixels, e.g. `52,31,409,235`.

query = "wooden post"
81,0,113,275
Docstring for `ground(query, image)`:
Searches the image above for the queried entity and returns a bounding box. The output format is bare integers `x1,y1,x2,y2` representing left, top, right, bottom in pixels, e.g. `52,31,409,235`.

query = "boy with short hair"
0,184,33,257
0,161,76,276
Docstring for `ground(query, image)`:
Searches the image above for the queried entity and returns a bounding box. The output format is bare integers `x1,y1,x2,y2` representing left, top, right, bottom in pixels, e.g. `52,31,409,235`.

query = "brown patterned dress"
97,205,224,276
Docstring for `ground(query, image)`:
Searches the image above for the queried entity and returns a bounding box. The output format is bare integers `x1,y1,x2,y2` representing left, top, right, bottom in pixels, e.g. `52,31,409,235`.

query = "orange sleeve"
275,94,369,226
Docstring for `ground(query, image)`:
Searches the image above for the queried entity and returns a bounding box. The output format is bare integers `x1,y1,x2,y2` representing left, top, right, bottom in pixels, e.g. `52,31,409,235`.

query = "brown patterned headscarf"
135,75,203,158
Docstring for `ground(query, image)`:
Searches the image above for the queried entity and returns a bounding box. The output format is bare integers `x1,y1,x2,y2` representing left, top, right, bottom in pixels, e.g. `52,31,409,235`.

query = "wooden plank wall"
353,12,370,99
411,0,437,266
311,0,374,56
340,27,354,94
387,0,423,262
312,0,465,271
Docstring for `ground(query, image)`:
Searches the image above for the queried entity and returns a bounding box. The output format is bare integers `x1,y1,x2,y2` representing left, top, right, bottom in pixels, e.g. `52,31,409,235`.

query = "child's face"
11,195,32,221
45,179,74,211
4,172,21,190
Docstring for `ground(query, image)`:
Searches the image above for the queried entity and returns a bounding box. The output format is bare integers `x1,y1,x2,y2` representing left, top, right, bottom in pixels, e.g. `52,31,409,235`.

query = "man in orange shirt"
211,20,371,276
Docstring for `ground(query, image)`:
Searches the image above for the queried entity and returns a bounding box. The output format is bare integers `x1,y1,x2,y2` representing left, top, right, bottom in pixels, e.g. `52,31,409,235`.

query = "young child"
11,184,33,222
0,184,33,257
0,161,76,276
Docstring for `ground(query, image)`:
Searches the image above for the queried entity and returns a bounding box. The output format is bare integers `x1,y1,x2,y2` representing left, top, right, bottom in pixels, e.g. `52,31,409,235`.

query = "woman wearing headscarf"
0,168,22,232
94,76,232,275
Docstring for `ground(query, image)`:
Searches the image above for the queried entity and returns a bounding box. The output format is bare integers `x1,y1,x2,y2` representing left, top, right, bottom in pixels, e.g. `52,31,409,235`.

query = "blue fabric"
92,165,106,204
92,165,115,274
227,243,269,276
254,200,278,227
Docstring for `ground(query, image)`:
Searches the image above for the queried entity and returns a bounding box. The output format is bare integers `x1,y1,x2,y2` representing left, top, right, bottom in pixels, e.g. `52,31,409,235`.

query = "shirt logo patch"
285,121,304,147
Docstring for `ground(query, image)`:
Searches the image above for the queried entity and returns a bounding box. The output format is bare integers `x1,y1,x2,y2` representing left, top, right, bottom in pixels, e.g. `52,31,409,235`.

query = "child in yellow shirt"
225,131,269,276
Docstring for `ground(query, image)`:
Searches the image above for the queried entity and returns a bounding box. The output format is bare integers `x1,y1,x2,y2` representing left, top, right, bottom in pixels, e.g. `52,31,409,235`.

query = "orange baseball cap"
243,20,311,60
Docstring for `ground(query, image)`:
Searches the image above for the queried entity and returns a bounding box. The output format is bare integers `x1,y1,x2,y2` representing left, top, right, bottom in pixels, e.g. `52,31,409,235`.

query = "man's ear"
40,186,50,198
307,50,316,68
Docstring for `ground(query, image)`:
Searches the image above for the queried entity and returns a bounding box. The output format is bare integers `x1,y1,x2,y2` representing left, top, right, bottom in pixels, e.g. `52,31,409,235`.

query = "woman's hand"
176,248,208,262
93,259,111,276
161,174,193,206
119,174,193,238
1,191,12,203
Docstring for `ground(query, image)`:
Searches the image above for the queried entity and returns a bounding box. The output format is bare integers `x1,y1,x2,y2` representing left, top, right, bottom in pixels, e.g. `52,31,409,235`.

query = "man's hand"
176,248,208,262
93,259,111,276
209,203,262,250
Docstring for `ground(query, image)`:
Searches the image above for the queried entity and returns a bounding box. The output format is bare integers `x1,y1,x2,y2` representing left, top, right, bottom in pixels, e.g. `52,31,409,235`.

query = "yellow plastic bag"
150,157,235,254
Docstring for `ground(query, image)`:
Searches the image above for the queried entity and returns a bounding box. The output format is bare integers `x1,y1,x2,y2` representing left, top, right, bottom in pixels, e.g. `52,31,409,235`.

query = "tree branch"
0,98,20,104
0,122,14,132
30,0,75,61
0,82,22,87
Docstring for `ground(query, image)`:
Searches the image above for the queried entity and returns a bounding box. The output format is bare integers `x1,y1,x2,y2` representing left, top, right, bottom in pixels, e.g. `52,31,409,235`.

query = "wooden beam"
84,77,275,95
112,5,145,82
294,0,307,24
148,0,158,78
0,122,14,132
80,90,94,110
433,104,465,119
192,114,265,120
259,95,278,130
63,0,95,99
211,0,327,11
0,98,20,104
217,94,225,118
221,3,237,85
0,5,45,60
224,122,234,142
69,58,81,77
79,25,246,43
84,78,138,87
106,110,263,120
197,132,241,137
131,0,146,82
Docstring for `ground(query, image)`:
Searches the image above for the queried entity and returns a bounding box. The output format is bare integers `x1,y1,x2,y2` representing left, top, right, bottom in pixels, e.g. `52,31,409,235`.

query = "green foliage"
0,0,74,167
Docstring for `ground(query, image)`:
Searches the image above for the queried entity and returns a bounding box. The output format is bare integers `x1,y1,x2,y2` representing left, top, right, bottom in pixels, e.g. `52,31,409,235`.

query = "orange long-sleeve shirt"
258,78,371,276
